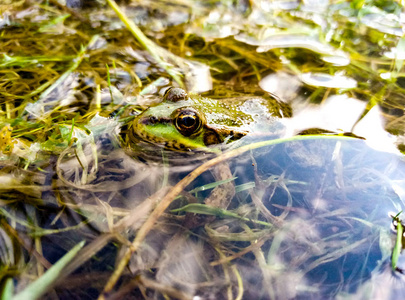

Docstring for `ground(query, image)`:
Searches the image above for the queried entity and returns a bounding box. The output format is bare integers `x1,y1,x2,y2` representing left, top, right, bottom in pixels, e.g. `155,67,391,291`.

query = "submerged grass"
98,134,364,298
12,241,85,300
391,212,403,272
1,0,405,299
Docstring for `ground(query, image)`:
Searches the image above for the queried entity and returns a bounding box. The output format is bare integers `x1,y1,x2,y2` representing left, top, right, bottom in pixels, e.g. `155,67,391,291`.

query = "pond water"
1,0,405,299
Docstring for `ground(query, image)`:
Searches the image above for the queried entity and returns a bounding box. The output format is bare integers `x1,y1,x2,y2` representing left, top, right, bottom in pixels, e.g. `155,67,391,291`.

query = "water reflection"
123,136,405,299
242,138,404,298
101,138,405,294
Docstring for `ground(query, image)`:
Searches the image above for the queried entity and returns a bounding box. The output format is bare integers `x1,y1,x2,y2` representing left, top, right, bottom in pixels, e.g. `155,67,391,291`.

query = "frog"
127,87,288,152
124,86,289,226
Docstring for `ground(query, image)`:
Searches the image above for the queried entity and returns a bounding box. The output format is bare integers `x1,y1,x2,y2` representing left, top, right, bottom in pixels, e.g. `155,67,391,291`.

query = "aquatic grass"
106,0,184,87
188,176,237,194
391,212,403,272
3,112,391,298
98,134,359,298
55,146,151,192
1,278,13,300
171,203,272,228
28,35,100,119
2,0,405,299
0,207,91,238
0,54,76,68
12,240,85,300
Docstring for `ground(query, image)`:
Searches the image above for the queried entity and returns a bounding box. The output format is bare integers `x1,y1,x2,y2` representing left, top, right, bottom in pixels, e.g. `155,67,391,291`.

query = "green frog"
125,87,289,226
126,87,288,152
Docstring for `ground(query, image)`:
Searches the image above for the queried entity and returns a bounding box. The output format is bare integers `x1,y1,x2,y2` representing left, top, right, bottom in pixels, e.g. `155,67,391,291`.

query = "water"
2,0,405,299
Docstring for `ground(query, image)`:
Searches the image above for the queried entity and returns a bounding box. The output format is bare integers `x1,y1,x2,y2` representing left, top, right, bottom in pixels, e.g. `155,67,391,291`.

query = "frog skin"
126,87,287,226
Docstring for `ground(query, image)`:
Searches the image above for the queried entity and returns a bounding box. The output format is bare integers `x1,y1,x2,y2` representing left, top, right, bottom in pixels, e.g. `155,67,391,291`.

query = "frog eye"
174,109,202,136
163,87,188,102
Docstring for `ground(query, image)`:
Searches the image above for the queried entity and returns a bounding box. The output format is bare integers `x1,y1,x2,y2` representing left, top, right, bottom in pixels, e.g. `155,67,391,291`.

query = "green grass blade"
1,278,14,300
188,177,237,194
12,241,85,300
392,217,403,272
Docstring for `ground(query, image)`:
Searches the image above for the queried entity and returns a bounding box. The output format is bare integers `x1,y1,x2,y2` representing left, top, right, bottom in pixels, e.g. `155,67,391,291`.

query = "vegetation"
1,0,405,299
